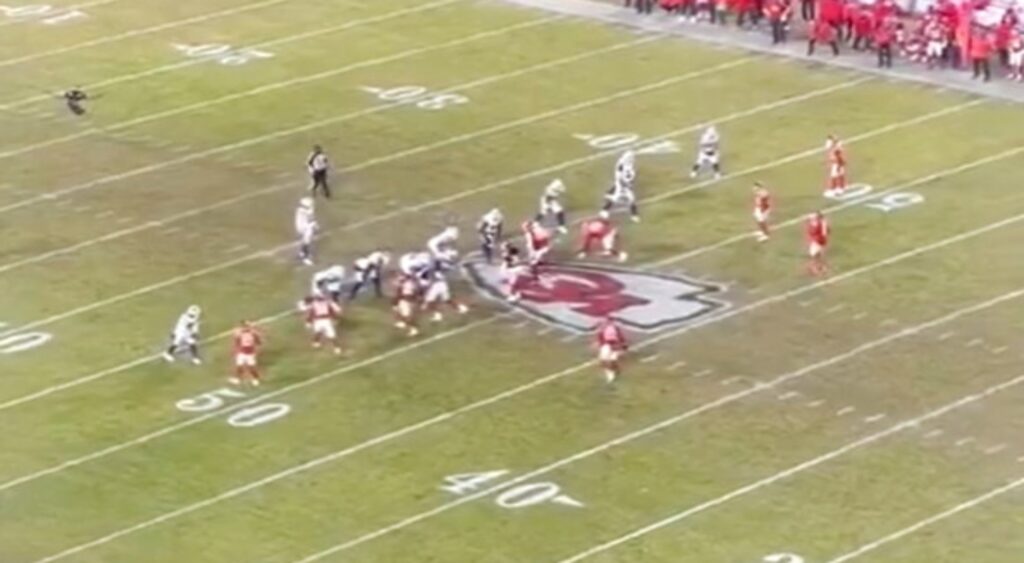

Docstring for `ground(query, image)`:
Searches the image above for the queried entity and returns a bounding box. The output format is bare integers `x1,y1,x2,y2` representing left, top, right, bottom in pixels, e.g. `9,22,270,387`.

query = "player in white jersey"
476,208,504,263
294,197,318,266
399,251,433,284
163,305,202,365
690,125,722,180
602,150,639,222
349,251,390,300
536,179,568,233
423,260,469,322
310,264,346,303
427,226,459,265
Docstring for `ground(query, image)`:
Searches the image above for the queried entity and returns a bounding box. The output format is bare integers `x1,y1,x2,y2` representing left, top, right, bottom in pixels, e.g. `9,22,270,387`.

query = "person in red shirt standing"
970,29,993,82
875,17,896,67
578,212,628,262
304,294,343,355
995,10,1016,68
595,317,628,383
808,17,840,56
765,0,790,44
752,182,772,242
851,3,875,51
805,211,830,276
231,321,263,386
522,219,552,276
824,134,847,197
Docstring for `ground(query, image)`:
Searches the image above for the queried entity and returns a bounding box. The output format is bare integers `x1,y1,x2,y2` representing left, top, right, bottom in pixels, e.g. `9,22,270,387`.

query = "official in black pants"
307,145,331,199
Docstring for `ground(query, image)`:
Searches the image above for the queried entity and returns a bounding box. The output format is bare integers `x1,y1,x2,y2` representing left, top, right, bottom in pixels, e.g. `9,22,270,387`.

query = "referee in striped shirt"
307,145,331,199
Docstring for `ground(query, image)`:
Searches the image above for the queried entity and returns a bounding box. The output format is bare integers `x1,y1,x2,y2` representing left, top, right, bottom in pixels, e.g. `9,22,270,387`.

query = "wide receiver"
752,182,772,242
806,210,830,276
230,321,263,386
595,316,628,383
824,135,847,197
294,197,318,266
578,211,628,262
303,294,343,355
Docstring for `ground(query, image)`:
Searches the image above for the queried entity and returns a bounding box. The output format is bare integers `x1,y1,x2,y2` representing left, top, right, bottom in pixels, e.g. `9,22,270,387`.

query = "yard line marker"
923,429,945,439
554,373,1024,563
668,360,687,370
824,473,1024,563
937,331,956,341
777,391,801,401
0,68,854,330
806,400,826,408
990,345,1008,354
954,437,976,447
863,413,887,424
0,0,465,110
836,406,857,416
983,444,1007,455
640,354,660,364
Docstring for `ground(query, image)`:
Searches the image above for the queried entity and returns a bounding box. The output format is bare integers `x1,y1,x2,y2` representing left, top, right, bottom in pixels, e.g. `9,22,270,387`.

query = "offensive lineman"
690,125,723,180
294,197,317,266
163,305,202,365
602,150,640,222
536,179,568,233
348,251,390,300
310,264,346,303
476,208,504,263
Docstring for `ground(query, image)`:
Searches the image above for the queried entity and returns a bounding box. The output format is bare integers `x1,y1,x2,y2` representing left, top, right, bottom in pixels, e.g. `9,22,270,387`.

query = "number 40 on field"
440,470,585,510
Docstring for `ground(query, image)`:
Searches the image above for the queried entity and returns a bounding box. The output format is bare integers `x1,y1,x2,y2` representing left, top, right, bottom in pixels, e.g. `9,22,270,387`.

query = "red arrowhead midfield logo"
462,260,730,333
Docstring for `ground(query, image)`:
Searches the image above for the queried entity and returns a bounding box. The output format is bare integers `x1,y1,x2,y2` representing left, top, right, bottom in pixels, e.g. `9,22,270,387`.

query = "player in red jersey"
805,211,830,276
231,321,263,386
392,274,421,337
304,294,343,355
824,135,847,197
752,182,772,242
595,316,628,383
578,211,627,262
522,219,551,274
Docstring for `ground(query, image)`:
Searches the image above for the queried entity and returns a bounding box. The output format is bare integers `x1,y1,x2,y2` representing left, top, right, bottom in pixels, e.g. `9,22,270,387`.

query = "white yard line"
0,36,665,274
0,0,295,68
32,211,1024,562
0,0,463,110
555,374,1024,563
0,74,858,336
0,7,620,160
824,475,1024,563
0,15,567,214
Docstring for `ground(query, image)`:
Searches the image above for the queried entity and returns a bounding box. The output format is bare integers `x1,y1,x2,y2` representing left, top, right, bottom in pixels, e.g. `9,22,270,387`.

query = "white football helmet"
299,197,314,210
702,125,719,144
442,226,459,240
546,179,566,196
327,265,345,279
617,150,636,171
484,208,503,225
186,305,201,318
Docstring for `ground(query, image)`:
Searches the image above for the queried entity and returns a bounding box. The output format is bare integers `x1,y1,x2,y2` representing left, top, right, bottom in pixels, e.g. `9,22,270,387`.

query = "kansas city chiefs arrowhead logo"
463,260,729,333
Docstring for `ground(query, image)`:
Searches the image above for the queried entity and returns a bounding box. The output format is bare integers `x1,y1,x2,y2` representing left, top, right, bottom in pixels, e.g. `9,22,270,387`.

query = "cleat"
714,172,722,180
191,358,202,366
251,379,260,387
228,377,241,385
408,327,419,337
618,251,629,262
689,170,697,178
312,341,321,348
395,321,407,329
302,258,314,266
432,311,443,322
162,352,175,363
558,226,568,234
333,347,343,356
630,215,640,223
604,370,616,383
457,304,469,314
577,252,587,259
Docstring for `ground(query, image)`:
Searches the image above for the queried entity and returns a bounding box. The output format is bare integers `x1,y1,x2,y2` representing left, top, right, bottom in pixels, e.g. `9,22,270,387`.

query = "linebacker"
349,251,390,300
690,125,723,180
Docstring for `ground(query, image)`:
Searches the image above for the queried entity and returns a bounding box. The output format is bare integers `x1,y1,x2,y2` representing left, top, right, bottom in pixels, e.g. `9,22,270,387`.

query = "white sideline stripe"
825,475,1024,563
556,374,1024,563
0,36,669,273
0,0,463,110
1,316,505,495
0,7,626,160
36,208,1024,562
0,0,293,68
0,68,846,337
0,15,563,214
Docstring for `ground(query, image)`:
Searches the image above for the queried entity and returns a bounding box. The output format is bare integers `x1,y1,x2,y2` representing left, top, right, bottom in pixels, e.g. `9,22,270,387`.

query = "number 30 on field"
175,387,291,428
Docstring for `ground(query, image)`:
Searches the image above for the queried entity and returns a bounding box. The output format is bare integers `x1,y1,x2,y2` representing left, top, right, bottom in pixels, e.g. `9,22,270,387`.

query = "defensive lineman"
294,197,318,266
307,145,331,198
536,179,568,233
602,150,640,222
423,260,469,322
163,305,202,365
349,251,390,300
690,125,722,180
477,208,504,263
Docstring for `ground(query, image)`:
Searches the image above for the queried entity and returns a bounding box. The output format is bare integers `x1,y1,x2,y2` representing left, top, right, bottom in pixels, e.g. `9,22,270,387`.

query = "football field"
3,0,1024,561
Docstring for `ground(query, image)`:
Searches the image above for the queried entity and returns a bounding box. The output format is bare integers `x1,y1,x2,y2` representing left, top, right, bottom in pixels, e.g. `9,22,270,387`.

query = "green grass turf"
1,0,1024,561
